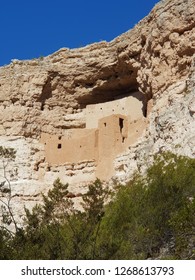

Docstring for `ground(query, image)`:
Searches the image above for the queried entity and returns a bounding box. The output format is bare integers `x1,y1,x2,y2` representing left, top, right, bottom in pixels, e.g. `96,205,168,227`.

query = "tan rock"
0,0,195,221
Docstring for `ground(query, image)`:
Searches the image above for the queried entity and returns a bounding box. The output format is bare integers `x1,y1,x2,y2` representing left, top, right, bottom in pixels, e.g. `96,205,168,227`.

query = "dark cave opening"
75,63,152,119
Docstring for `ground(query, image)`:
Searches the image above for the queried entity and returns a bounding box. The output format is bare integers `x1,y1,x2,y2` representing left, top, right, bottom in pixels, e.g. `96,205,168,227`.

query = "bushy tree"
97,152,195,259
11,178,111,259
1,151,195,260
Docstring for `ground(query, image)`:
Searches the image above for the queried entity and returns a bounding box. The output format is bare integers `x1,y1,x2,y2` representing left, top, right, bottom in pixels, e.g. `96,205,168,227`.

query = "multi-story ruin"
41,92,151,180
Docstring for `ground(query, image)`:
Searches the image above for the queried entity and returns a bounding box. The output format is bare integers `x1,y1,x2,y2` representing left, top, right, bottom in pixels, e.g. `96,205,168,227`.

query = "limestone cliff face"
0,0,195,218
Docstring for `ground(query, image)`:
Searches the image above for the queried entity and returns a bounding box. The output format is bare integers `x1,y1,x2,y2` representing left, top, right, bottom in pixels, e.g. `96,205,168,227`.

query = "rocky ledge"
0,0,195,220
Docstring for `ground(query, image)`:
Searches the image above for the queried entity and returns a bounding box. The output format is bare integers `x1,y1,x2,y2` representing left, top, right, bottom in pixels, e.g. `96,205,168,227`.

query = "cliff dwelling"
37,25,155,181
41,91,150,180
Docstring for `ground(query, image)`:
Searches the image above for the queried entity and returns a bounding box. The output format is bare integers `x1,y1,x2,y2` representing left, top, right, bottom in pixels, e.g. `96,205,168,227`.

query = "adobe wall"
85,92,145,129
40,113,131,178
96,114,129,179
40,128,98,165
40,92,148,180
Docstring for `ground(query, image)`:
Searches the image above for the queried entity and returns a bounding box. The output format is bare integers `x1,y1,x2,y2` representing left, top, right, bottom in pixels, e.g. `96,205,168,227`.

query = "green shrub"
1,152,195,259
97,152,195,259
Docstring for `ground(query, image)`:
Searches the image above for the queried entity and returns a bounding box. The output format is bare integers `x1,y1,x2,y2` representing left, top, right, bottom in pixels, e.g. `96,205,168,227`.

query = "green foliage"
6,178,111,259
98,152,195,259
0,152,195,259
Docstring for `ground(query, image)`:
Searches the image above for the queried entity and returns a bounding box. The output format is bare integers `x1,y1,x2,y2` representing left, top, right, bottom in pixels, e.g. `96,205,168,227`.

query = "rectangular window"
119,118,124,133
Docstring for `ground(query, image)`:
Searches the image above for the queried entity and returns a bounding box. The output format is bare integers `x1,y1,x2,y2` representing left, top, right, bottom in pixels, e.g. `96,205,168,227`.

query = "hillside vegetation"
0,151,195,259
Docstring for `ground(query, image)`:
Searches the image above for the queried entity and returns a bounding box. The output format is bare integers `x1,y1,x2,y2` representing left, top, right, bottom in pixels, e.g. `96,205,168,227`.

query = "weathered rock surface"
0,0,195,220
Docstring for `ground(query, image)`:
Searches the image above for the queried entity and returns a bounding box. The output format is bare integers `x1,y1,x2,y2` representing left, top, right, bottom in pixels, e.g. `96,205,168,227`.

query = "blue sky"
1,0,159,66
